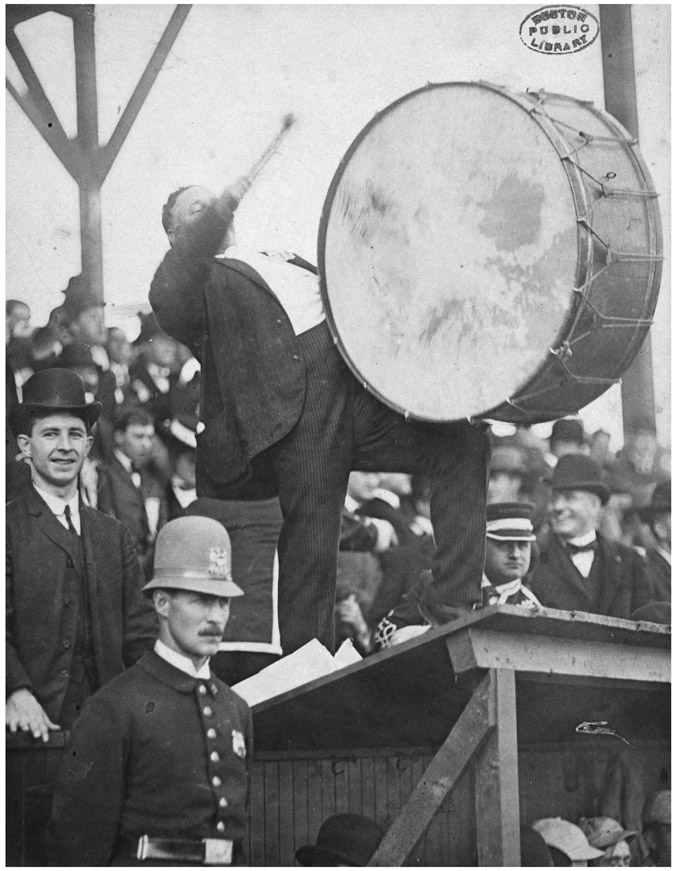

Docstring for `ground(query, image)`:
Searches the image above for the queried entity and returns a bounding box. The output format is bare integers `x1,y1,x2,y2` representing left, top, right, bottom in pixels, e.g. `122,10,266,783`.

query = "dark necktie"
566,540,597,555
64,504,79,536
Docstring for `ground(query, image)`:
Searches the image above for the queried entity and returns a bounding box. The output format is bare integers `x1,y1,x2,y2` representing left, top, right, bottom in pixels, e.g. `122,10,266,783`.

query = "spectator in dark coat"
6,369,156,741
531,455,655,620
637,481,671,604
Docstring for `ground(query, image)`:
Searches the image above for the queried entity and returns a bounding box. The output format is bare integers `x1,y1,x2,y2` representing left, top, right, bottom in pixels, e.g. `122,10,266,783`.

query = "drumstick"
220,113,297,211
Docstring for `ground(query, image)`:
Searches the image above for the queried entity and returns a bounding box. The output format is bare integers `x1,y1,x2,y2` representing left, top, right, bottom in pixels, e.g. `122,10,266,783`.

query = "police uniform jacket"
149,246,315,496
49,650,253,866
6,487,156,722
531,530,655,619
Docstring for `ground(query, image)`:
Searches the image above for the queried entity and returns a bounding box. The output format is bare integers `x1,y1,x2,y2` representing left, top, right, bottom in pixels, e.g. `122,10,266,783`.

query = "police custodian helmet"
143,516,244,598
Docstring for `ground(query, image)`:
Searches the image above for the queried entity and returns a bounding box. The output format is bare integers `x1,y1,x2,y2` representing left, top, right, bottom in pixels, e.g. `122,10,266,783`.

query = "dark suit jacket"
531,530,654,619
645,547,671,603
97,455,168,555
128,359,181,425
149,247,315,495
6,487,157,723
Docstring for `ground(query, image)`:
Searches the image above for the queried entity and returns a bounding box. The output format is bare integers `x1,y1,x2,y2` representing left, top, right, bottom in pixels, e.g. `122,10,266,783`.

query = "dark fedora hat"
295,814,386,866
547,454,611,505
639,481,671,524
9,368,102,436
61,274,105,321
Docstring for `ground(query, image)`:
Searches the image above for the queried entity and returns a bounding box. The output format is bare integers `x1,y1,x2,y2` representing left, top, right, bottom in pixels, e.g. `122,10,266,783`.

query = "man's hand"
6,689,60,742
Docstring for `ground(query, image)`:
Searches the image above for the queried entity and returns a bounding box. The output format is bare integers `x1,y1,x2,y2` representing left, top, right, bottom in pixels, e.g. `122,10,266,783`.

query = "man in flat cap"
531,455,655,620
49,516,253,866
6,369,156,741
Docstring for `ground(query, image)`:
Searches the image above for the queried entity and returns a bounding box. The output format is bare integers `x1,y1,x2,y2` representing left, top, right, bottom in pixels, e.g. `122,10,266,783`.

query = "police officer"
48,516,253,866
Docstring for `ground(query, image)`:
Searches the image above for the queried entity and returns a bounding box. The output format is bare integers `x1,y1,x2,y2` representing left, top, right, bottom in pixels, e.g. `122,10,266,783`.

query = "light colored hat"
143,516,244,597
486,502,536,542
532,817,604,861
645,790,671,826
578,816,637,849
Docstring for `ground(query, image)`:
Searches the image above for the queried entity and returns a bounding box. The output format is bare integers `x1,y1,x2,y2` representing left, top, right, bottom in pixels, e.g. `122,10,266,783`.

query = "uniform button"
216,822,226,833
212,776,222,787
219,797,228,809
210,685,218,695
62,640,71,649
203,707,213,717
276,319,282,325
198,684,207,695
64,600,71,608
210,751,220,763
292,354,300,361
207,728,217,739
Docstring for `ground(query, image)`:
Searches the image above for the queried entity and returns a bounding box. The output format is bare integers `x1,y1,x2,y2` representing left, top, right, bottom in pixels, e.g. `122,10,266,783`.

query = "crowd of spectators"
7,289,671,645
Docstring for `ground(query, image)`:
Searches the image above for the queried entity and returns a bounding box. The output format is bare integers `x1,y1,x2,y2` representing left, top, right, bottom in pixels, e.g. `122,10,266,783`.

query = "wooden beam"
5,79,81,180
96,5,192,184
447,628,670,683
367,673,493,866
474,669,521,866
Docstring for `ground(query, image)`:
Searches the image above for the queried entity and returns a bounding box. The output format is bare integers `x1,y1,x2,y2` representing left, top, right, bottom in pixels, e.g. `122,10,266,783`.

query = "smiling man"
6,369,156,742
48,516,252,867
531,454,655,620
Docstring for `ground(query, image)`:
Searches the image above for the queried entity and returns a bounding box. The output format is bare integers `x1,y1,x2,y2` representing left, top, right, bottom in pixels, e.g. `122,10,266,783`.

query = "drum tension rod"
571,289,655,328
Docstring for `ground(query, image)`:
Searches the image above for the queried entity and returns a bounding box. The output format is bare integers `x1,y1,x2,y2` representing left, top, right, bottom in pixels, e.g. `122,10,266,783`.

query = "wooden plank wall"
249,741,670,866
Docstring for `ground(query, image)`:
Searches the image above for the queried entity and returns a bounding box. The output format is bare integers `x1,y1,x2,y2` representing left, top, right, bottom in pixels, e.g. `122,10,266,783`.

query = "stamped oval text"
520,5,600,55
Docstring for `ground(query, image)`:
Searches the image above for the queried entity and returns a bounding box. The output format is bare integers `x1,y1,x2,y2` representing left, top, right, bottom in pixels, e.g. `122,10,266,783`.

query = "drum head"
319,82,579,422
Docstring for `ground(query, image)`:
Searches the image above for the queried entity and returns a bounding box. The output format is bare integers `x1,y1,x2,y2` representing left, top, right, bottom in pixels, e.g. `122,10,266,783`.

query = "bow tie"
565,540,597,555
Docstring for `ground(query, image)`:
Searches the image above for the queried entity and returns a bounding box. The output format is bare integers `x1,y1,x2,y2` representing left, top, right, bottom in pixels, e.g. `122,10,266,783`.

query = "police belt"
135,835,233,865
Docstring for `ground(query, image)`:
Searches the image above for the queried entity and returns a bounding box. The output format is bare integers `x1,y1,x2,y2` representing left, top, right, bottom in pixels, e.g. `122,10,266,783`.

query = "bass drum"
318,82,662,423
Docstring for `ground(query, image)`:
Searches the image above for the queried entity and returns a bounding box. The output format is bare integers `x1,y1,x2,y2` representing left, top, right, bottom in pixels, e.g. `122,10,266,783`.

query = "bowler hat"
486,502,536,541
295,814,386,866
9,368,102,436
550,418,585,447
639,481,671,524
143,516,244,598
547,454,611,505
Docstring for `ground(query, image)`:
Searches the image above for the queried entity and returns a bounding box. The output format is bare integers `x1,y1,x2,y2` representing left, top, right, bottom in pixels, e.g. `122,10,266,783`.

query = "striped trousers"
252,321,490,654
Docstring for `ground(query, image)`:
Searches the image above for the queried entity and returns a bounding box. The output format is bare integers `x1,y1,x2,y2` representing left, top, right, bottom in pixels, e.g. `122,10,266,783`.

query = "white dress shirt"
33,484,82,534
221,246,325,336
565,532,597,577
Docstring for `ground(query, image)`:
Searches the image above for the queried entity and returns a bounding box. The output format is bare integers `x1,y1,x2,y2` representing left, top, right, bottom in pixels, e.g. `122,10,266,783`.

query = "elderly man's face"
549,489,601,539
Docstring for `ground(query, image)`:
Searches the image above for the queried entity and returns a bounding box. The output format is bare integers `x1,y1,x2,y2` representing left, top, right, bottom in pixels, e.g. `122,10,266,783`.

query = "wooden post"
600,4,656,433
474,668,521,866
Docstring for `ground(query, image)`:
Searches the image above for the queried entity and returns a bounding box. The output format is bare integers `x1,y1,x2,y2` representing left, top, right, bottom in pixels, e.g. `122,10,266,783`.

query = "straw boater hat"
486,502,536,542
9,368,102,436
143,516,244,598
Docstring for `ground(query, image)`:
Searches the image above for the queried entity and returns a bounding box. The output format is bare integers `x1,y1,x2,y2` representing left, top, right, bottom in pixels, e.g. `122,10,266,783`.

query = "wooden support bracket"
367,672,493,866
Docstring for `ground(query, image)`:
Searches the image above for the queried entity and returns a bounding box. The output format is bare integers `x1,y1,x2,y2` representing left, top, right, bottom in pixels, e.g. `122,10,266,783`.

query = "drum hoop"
317,81,662,423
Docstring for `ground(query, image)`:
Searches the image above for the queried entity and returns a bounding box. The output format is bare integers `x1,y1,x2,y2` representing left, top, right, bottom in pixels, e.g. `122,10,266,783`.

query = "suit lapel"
26,487,82,563
215,256,276,296
591,537,623,613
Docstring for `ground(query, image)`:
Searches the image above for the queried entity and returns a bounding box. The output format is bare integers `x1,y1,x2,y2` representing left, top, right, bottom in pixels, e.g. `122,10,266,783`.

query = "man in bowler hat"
49,516,253,866
6,369,156,741
531,455,655,620
295,813,386,866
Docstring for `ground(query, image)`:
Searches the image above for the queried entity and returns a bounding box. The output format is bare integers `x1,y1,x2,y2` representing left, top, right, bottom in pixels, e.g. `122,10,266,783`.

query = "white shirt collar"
33,484,81,533
154,639,211,679
564,531,597,547
113,448,135,475
371,488,400,510
654,545,671,566
344,494,361,513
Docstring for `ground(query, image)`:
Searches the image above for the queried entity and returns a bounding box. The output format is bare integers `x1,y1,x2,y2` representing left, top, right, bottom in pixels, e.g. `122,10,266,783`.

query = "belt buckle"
203,838,233,866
